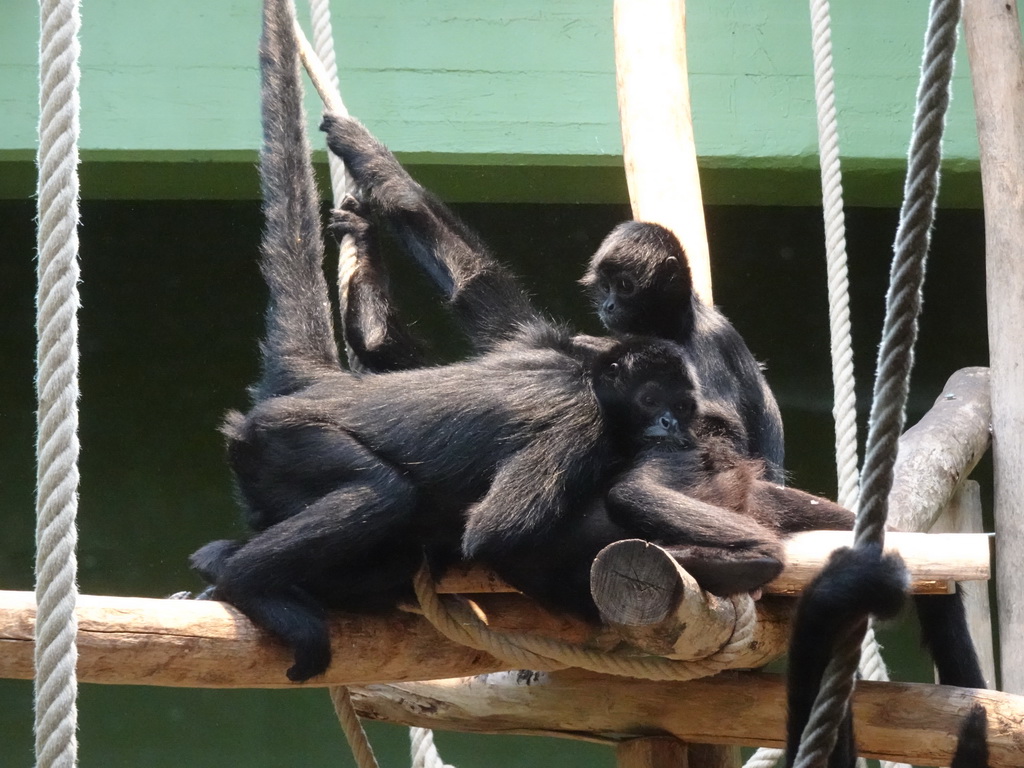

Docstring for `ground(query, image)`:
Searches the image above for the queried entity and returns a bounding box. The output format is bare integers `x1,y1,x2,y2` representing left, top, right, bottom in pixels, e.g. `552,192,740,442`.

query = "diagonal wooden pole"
963,0,1024,695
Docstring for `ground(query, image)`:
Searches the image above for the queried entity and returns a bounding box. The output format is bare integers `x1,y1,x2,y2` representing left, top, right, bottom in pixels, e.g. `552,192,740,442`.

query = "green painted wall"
0,1,1005,202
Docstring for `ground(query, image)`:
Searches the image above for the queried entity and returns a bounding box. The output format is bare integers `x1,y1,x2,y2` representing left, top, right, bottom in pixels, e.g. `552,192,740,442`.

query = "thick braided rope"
329,686,380,768
292,16,366,372
35,1,83,766
791,2,961,766
414,566,758,681
410,728,455,768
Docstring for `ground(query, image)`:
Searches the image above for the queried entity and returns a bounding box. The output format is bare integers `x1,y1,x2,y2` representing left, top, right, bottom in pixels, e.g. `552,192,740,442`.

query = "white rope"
35,0,82,766
808,0,860,515
299,6,433,766
805,4,908,767
293,14,366,373
410,728,455,768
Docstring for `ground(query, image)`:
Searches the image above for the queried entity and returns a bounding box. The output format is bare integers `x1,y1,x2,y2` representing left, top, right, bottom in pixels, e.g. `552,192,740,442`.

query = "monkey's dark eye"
598,278,611,293
642,395,656,407
616,276,636,297
606,362,620,378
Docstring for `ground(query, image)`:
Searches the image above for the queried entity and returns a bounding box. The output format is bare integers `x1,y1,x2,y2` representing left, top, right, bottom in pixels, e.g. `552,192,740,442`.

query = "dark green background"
0,200,989,766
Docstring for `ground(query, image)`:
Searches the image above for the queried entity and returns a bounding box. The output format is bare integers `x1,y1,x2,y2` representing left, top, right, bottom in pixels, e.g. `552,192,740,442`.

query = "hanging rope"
791,1,961,766
809,0,859,514
296,10,448,768
292,12,365,372
35,0,83,766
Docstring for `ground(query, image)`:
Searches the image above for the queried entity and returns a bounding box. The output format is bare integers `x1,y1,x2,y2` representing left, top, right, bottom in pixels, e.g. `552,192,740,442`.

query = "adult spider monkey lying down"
195,0,802,683
318,113,986,688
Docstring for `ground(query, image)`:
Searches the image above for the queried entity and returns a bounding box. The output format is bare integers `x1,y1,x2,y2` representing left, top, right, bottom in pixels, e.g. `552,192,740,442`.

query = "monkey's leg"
607,471,786,595
217,459,418,682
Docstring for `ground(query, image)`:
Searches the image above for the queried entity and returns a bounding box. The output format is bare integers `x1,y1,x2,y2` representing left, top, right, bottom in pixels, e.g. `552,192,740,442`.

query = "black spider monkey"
786,545,990,768
325,197,858,605
318,117,987,692
197,0,728,683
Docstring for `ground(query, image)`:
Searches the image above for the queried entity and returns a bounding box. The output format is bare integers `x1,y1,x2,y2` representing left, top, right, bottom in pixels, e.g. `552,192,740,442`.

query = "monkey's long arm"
322,113,542,352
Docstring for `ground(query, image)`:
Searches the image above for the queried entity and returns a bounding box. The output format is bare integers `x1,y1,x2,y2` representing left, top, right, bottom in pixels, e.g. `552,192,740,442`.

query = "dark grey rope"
791,0,962,766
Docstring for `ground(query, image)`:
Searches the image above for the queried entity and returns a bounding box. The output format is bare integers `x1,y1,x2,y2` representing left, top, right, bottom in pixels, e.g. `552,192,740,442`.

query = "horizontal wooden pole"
441,531,992,597
766,530,991,595
0,588,793,687
352,670,1024,768
0,591,511,688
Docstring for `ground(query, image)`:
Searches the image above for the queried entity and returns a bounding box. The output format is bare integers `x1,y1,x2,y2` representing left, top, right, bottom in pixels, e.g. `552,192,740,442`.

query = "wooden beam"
613,0,711,304
0,529,989,688
350,670,1024,768
888,367,992,532
0,591,509,688
443,530,991,598
963,0,1024,696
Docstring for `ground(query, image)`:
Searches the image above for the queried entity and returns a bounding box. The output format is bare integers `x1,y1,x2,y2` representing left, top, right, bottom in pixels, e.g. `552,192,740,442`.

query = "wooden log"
590,539,791,664
350,670,1024,768
441,530,990,599
888,367,992,532
613,0,711,304
929,481,997,688
964,0,1024,696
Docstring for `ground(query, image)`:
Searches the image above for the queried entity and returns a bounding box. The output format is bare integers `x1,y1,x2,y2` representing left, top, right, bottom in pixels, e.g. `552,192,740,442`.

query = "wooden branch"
888,367,992,531
613,0,711,304
964,0,1024,696
350,670,1024,768
766,530,990,595
0,532,991,688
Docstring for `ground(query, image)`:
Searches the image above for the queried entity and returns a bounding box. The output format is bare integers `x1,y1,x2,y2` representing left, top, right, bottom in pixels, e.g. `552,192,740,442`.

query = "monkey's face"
592,339,697,449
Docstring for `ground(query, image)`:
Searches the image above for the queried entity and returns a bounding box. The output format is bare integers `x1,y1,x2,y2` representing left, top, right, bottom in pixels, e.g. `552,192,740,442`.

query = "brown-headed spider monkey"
318,119,987,693
195,0,730,683
786,545,989,767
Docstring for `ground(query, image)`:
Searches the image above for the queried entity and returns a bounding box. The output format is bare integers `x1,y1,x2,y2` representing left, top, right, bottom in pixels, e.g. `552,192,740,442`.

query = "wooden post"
613,2,719,761
963,0,1024,694
613,0,712,304
617,737,689,768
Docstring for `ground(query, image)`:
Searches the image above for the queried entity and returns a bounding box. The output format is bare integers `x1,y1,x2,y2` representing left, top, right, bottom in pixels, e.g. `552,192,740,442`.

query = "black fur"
324,115,785,484
785,544,908,768
950,704,990,768
785,547,990,767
